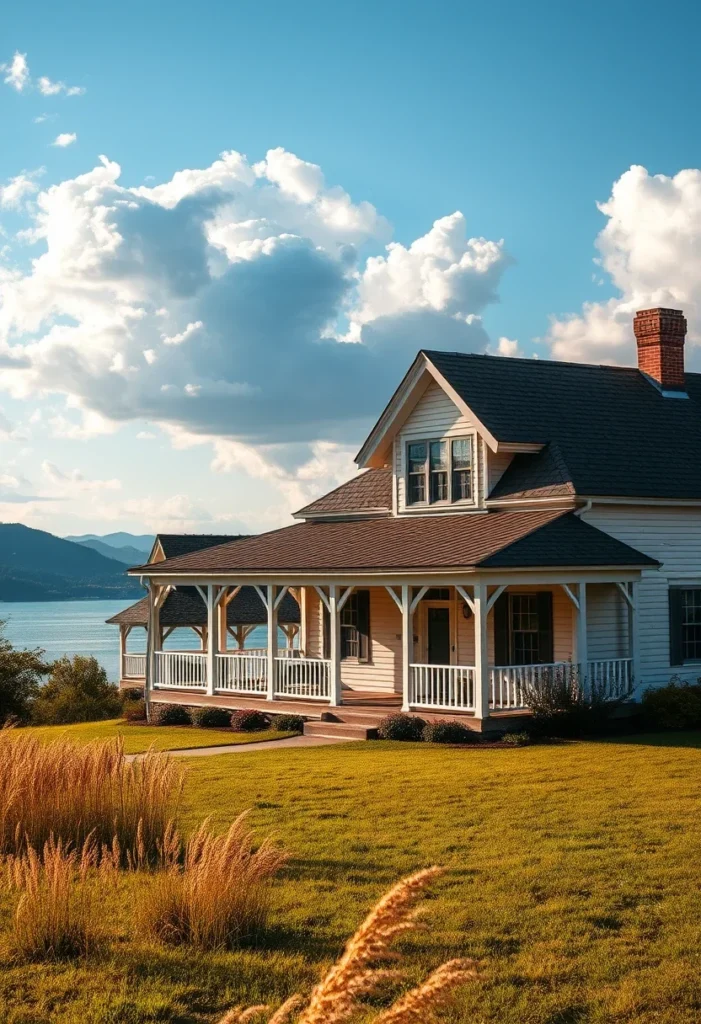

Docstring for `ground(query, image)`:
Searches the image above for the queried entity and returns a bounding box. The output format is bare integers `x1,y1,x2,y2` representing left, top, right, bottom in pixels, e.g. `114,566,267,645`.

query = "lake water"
0,600,269,683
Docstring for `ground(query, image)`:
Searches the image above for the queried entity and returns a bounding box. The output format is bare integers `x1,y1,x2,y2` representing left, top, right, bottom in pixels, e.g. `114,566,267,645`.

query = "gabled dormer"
355,351,538,516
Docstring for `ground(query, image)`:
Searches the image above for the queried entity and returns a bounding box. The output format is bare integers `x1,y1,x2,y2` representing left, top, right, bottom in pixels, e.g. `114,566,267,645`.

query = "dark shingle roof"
106,585,300,626
425,350,701,500
489,441,575,501
156,534,249,559
132,509,656,576
295,469,392,518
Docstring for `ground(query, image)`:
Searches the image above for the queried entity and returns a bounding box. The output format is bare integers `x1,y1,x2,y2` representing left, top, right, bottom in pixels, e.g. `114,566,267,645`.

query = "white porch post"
401,584,412,712
574,581,588,684
629,581,640,690
329,585,342,706
145,582,161,721
206,584,219,696
266,584,278,701
473,582,489,719
119,625,127,681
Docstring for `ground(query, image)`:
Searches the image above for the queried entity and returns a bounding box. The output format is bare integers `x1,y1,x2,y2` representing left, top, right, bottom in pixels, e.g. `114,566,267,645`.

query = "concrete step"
304,720,378,741
320,709,391,726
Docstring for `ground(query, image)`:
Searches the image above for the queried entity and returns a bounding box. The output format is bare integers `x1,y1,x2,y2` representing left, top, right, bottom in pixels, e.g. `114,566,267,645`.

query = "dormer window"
406,436,474,505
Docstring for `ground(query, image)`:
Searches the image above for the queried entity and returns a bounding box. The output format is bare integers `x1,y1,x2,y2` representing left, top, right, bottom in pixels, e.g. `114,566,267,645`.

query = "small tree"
0,620,48,724
32,655,121,725
524,665,631,738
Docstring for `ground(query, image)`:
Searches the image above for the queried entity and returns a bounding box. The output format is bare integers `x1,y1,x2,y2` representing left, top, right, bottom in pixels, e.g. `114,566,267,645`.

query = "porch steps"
303,720,379,741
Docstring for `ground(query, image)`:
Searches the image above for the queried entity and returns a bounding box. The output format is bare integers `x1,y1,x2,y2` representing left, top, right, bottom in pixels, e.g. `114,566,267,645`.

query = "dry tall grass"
4,834,116,960
138,812,288,949
0,731,183,863
218,867,478,1024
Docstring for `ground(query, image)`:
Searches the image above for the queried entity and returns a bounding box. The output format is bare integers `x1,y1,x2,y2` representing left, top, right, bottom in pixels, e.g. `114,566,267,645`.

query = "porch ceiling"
129,508,658,579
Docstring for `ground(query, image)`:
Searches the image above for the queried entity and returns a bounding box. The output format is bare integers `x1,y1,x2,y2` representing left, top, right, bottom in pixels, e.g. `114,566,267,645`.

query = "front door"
427,607,451,665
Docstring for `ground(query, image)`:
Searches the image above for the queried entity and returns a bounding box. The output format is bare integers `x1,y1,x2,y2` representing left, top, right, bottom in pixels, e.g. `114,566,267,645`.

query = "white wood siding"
394,381,484,513
583,505,701,687
587,584,629,660
486,450,513,496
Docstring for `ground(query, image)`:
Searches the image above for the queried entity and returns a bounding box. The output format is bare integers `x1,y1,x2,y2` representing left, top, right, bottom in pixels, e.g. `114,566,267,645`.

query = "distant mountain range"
0,524,145,601
64,532,154,565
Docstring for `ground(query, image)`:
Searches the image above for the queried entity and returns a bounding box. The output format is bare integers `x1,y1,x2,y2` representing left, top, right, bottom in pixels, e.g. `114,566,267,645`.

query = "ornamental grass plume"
5,833,117,960
138,812,288,949
0,730,183,864
217,867,478,1024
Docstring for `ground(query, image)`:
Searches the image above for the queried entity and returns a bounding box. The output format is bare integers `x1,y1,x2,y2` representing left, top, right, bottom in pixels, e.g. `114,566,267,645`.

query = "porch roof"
106,585,300,627
130,508,658,577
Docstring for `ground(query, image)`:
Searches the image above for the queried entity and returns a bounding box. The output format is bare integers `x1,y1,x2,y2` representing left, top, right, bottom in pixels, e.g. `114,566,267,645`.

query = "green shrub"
642,679,701,730
0,621,49,724
377,713,425,741
120,686,144,705
153,703,192,726
422,720,477,744
524,666,628,738
123,699,146,722
502,730,533,746
32,656,121,726
191,707,232,729
230,709,269,732
271,713,305,733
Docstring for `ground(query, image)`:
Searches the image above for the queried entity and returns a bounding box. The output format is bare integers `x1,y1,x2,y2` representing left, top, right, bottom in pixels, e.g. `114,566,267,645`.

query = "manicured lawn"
2,734,701,1022
19,718,294,753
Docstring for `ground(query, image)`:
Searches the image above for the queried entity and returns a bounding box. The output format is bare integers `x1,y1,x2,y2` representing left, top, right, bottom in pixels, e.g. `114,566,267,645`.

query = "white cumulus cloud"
1,52,29,92
38,76,85,97
0,169,43,209
52,132,77,148
547,165,701,367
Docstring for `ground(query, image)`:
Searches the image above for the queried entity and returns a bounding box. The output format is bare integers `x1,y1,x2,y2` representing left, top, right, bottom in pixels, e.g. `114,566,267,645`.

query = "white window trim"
405,434,477,510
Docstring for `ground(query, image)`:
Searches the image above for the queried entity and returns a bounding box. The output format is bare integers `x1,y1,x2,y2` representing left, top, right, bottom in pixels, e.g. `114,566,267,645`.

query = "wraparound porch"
140,574,641,720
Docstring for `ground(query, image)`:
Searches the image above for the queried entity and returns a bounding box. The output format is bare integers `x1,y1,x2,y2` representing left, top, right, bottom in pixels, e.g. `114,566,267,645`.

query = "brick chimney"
633,307,687,391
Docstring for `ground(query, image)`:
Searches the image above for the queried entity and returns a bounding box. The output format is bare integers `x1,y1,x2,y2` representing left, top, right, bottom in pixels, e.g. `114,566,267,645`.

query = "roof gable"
355,354,499,469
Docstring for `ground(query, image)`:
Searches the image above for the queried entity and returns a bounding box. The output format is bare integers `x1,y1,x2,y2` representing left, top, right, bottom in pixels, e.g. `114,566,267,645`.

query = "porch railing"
215,653,267,694
154,651,207,690
274,657,331,700
410,664,476,711
123,653,146,679
585,658,633,699
230,647,301,658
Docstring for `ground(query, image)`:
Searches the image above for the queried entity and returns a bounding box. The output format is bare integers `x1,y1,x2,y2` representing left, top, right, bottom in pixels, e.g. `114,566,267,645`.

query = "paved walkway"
127,734,352,760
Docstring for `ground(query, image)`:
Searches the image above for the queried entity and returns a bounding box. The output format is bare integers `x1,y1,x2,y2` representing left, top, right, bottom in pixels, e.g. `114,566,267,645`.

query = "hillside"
0,524,142,601
70,537,151,565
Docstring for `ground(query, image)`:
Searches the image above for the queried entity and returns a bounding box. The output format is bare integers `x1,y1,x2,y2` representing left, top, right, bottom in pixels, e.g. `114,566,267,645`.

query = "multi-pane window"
682,589,701,661
509,594,540,665
429,441,448,502
451,439,472,501
407,442,427,505
406,436,473,505
340,593,360,659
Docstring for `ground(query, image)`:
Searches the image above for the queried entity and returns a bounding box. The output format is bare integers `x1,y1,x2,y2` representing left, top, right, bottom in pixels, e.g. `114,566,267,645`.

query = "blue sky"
2,0,701,535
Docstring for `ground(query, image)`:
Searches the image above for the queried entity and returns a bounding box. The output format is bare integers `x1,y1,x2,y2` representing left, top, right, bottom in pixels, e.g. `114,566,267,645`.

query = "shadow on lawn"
593,729,701,748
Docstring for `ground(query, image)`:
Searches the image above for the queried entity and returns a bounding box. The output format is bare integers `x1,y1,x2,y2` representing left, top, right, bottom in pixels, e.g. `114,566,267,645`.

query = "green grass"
2,734,701,1022
19,719,294,754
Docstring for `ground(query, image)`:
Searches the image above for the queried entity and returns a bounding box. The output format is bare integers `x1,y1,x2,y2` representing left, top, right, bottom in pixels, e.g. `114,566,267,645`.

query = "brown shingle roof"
106,585,300,626
294,469,392,519
132,508,657,576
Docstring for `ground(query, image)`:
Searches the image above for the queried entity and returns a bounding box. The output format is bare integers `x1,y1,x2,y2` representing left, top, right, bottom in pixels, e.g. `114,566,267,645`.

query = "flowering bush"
230,709,270,732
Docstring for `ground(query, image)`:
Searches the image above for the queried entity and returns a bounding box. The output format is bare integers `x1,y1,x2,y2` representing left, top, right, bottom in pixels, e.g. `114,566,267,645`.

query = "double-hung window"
406,436,474,506
669,587,701,664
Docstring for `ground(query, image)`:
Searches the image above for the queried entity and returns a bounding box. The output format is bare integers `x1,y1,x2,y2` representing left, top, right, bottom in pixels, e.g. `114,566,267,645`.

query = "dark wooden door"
427,607,451,665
